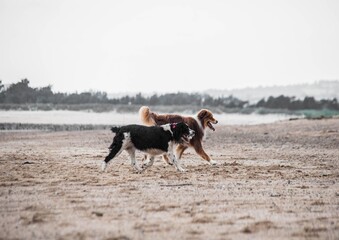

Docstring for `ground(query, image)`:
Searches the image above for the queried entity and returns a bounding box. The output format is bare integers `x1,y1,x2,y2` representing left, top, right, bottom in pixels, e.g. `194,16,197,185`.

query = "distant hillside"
204,80,339,103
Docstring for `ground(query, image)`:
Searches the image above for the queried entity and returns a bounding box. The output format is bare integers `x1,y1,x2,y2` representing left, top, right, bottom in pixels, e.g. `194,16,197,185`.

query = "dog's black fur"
101,122,194,172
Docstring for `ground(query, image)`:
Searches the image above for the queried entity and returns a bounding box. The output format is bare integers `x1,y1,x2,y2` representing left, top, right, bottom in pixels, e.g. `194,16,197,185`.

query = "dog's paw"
140,164,150,172
134,166,143,174
177,166,187,172
101,161,107,172
209,160,218,166
141,162,149,168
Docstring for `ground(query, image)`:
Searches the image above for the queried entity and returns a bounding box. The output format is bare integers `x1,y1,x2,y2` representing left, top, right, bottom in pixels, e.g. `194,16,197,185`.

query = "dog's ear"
111,126,120,133
198,109,208,119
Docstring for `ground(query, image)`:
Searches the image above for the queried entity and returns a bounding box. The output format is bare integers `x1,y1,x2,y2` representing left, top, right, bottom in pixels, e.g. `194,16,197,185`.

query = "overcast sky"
0,0,338,93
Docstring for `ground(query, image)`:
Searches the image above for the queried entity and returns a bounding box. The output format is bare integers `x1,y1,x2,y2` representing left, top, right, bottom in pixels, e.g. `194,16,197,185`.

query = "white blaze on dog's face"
160,122,195,144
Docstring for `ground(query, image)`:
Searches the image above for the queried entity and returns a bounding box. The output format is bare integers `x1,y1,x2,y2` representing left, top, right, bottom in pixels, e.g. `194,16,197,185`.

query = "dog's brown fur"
139,106,218,165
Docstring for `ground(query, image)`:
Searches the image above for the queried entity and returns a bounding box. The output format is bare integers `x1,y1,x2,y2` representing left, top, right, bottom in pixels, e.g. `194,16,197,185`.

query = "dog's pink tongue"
208,122,215,131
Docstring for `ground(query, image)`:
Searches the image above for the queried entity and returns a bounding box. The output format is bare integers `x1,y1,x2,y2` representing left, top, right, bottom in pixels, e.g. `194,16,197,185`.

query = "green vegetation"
1,79,339,118
0,79,247,108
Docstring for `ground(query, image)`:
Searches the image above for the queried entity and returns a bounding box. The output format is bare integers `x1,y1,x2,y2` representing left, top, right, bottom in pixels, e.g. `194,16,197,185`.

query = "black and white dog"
101,122,195,173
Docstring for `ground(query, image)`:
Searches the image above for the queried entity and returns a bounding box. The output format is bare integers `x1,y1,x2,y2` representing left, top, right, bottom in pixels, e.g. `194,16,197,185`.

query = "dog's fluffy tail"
139,106,157,126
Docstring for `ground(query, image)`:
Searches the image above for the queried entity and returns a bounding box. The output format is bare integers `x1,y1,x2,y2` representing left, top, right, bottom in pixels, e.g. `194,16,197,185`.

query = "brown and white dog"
139,106,218,166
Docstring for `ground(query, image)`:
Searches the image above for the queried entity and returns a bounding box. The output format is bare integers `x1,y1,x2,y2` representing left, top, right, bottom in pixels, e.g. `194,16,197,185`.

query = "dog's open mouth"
207,121,216,131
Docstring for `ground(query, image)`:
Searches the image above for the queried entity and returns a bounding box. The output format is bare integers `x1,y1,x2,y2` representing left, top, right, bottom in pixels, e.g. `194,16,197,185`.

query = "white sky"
0,0,339,93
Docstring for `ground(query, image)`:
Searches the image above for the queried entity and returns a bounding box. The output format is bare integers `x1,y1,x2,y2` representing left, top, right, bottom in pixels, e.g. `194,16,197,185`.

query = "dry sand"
0,119,338,239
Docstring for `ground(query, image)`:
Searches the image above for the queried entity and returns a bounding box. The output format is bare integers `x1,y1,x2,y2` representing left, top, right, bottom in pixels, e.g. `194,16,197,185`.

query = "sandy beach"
0,118,338,239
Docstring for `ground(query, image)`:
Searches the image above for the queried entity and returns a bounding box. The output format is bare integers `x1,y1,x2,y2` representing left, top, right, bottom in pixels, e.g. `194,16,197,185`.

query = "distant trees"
2,79,36,103
0,79,248,108
254,95,339,110
1,80,338,110
108,93,248,108
0,79,109,104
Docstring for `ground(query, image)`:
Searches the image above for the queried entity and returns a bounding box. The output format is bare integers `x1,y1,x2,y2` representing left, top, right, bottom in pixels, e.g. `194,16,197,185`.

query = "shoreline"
0,115,336,132
0,122,111,131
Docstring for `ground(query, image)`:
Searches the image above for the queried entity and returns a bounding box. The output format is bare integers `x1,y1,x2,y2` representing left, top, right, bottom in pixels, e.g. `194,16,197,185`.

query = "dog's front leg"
170,153,186,172
193,142,217,166
141,156,155,172
168,144,186,172
126,148,142,173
